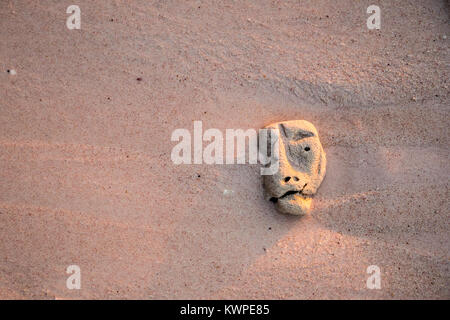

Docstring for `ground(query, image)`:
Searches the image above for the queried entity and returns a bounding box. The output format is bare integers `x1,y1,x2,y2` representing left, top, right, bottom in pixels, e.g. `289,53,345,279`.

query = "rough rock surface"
264,120,326,215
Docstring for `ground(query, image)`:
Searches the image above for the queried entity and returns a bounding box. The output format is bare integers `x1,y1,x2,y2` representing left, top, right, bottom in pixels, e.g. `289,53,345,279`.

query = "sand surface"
0,0,449,299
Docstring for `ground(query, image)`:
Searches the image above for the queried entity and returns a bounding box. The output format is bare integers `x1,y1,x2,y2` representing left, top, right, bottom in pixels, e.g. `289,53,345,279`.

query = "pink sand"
0,0,449,299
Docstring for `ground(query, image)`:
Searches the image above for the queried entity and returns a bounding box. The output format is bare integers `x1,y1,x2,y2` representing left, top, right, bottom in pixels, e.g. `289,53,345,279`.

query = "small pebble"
223,189,234,196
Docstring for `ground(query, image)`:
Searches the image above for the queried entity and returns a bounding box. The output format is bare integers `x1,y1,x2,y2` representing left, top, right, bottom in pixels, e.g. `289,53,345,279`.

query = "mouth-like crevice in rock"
269,184,308,203
279,190,299,199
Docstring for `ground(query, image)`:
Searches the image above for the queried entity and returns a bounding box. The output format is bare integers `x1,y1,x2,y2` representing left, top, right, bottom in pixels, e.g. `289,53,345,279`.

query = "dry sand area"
0,0,449,299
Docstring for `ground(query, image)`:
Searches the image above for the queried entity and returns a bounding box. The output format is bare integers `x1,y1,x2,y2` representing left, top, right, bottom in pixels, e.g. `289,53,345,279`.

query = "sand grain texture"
0,0,449,299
